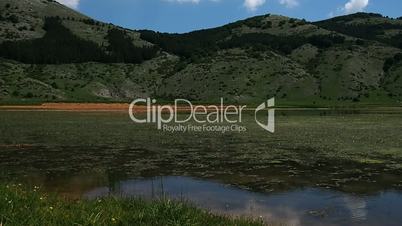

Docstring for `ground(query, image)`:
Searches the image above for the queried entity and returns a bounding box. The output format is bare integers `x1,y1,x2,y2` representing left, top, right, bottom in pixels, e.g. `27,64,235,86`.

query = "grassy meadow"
0,184,265,226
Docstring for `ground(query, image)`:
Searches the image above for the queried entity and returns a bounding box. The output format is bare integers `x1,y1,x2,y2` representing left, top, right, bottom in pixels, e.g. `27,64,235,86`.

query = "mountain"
0,0,401,106
314,13,402,49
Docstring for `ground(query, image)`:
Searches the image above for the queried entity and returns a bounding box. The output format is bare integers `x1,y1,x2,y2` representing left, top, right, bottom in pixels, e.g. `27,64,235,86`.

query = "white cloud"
244,0,266,11
328,0,369,18
279,0,299,8
56,0,80,9
343,0,369,14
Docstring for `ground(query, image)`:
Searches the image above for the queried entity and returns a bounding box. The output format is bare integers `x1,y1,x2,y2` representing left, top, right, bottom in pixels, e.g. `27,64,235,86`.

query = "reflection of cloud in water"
343,196,367,221
188,195,302,225
84,177,303,225
243,198,302,226
83,176,402,226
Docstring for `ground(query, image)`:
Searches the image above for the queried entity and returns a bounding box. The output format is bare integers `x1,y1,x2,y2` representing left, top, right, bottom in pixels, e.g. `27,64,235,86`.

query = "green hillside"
0,0,401,106
314,13,402,49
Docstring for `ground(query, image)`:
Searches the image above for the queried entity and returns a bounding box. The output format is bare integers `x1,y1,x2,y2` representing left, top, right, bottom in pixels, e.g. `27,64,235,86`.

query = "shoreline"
0,102,401,112
0,103,134,112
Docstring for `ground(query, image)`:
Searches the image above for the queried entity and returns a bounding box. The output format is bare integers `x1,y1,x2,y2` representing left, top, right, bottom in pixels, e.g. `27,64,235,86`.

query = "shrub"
6,15,19,23
24,92,34,98
308,34,345,48
383,53,402,72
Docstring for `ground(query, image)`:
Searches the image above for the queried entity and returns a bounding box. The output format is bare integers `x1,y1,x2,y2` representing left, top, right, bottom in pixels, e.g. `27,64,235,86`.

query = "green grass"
0,184,264,226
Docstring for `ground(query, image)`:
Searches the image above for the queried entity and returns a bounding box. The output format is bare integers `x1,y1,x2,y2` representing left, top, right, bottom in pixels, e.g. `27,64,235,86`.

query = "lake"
0,109,401,225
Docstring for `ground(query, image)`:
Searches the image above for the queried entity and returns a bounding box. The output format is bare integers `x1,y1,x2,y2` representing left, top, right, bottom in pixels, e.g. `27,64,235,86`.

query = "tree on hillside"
0,17,106,64
106,28,158,63
0,18,158,64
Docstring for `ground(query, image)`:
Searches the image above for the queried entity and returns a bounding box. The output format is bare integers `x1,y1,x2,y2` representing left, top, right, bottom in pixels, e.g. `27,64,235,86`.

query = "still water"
0,109,401,225
84,176,402,226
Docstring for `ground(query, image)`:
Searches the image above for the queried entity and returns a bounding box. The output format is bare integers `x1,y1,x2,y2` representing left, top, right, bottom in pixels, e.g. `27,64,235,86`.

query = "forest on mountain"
0,17,158,64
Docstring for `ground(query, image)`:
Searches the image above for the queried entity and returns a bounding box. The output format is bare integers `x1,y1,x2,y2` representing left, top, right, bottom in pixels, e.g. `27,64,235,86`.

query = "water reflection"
343,196,367,221
83,176,402,226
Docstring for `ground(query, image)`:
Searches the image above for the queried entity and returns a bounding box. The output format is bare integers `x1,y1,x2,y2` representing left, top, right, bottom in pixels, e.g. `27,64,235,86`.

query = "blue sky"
57,0,402,33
